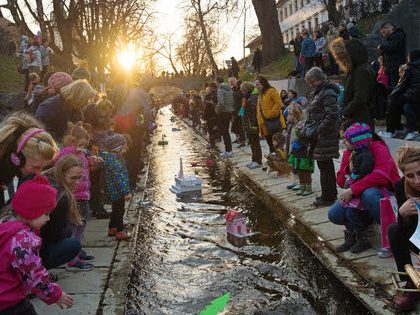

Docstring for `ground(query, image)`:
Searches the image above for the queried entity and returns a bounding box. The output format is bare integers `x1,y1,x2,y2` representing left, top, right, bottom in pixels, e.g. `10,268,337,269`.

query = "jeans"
328,188,384,232
317,159,337,201
217,112,232,152
403,103,420,132
40,238,81,269
301,57,314,79
247,132,262,164
110,197,126,231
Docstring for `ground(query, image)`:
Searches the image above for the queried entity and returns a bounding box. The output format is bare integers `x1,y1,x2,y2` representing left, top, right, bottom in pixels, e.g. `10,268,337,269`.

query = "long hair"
44,154,83,225
396,146,420,198
60,79,96,109
256,75,272,94
62,121,92,147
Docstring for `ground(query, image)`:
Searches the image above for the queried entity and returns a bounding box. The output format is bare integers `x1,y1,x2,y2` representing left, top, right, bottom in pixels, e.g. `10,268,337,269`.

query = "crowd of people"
172,21,420,312
0,63,156,313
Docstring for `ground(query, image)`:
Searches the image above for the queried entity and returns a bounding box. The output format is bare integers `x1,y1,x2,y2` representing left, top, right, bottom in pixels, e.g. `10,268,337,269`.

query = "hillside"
0,53,24,92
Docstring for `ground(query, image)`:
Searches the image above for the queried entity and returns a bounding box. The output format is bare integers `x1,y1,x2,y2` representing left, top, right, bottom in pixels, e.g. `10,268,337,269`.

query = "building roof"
245,35,262,49
277,0,288,7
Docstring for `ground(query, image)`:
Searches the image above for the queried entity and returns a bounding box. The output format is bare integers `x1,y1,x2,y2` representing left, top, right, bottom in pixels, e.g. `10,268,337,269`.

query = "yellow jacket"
257,87,286,136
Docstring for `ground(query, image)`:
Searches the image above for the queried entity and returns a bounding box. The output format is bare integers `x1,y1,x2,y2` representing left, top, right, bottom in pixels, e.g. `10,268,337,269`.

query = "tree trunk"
251,0,285,66
323,0,341,25
35,0,47,36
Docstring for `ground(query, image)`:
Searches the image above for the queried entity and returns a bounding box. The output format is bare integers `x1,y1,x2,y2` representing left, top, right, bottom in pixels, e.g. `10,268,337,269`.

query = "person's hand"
124,194,132,201
399,198,418,217
341,188,354,202
56,292,74,309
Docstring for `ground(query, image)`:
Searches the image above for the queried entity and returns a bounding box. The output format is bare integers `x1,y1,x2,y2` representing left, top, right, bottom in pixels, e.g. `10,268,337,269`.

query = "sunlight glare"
118,48,137,71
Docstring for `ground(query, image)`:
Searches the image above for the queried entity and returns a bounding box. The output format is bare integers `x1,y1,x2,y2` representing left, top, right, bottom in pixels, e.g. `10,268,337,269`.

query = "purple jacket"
0,221,62,310
55,146,90,200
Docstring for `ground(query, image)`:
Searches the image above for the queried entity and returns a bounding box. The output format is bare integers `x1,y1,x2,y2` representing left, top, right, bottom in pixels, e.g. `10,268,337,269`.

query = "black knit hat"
105,133,127,152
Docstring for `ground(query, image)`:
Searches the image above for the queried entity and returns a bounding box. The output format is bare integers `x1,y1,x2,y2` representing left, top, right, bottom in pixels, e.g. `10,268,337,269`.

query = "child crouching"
0,175,73,313
266,132,291,175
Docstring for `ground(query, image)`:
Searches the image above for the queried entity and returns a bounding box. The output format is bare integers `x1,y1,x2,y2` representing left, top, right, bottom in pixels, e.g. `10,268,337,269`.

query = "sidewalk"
178,116,419,314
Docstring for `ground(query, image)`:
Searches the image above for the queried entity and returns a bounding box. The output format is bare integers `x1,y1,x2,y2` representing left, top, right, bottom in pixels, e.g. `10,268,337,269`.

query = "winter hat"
105,133,127,152
48,72,73,95
11,175,57,220
344,122,372,150
72,67,91,81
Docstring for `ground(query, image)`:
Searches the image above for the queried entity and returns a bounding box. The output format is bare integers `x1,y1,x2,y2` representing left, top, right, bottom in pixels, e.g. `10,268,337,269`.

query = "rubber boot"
302,183,313,196
350,230,371,253
296,184,305,195
336,230,356,252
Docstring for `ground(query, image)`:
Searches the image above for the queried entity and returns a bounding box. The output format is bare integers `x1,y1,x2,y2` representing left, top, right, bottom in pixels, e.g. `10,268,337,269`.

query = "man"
252,48,262,74
378,22,407,88
39,37,50,81
230,57,240,78
300,29,316,78
326,22,339,75
229,77,246,148
215,77,235,158
289,31,303,73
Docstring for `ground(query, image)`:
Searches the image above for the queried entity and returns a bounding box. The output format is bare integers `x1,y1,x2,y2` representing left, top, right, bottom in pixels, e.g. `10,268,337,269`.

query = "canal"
125,107,370,315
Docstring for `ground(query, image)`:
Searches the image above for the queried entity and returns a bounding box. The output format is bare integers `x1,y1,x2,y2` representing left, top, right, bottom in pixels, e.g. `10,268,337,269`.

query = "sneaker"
66,259,94,271
79,250,95,262
248,162,262,169
234,142,246,148
291,184,301,191
116,230,130,241
405,132,419,141
220,151,233,158
108,227,117,237
393,128,409,139
287,183,297,189
377,247,393,258
378,131,394,138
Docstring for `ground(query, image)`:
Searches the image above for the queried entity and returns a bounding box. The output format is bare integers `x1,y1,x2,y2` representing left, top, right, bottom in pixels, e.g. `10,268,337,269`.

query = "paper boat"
170,158,203,194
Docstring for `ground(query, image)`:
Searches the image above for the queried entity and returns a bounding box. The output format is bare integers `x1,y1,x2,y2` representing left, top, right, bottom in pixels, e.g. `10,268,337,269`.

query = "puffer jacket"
99,151,130,202
216,83,235,113
305,81,340,161
379,26,406,76
329,38,375,128
257,87,286,136
390,58,420,103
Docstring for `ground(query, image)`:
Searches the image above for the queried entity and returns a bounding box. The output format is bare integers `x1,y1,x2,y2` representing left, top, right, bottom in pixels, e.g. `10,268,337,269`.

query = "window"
307,0,311,4
295,0,298,10
290,4,293,15
308,20,312,31
315,15,319,29
300,0,304,8
280,10,283,21
284,7,287,18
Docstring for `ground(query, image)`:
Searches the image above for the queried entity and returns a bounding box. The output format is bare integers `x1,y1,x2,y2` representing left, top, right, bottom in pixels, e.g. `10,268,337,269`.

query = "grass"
0,53,24,93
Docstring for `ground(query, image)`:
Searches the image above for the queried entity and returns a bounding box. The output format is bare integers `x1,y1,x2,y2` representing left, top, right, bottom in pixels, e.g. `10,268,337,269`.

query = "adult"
289,31,303,73
389,49,420,141
229,77,246,147
0,113,58,206
329,38,376,129
255,75,286,153
35,80,96,142
328,122,400,254
40,37,50,81
230,57,240,79
41,154,85,269
215,77,235,158
241,82,262,168
304,67,340,207
252,48,262,74
388,146,420,311
280,90,288,107
313,31,326,69
17,35,30,91
300,29,316,78
202,82,218,149
27,36,42,74
326,22,339,75
378,22,407,88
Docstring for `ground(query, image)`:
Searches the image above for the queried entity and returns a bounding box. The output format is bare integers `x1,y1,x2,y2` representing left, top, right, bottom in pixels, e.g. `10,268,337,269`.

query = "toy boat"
170,158,203,194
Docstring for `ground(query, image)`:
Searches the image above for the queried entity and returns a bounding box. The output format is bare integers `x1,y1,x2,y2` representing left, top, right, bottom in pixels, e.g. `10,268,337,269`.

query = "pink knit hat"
48,72,73,95
11,175,57,220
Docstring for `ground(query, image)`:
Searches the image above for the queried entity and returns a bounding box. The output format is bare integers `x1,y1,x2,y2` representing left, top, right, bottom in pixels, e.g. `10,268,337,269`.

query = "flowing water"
125,108,369,315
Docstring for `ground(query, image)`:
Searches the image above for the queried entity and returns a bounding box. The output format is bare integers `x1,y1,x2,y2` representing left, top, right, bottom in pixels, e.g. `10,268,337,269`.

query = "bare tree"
152,33,180,75
314,0,341,25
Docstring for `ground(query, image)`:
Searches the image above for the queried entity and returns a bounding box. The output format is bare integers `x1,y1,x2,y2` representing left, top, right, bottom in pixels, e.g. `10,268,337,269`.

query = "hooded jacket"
0,221,62,311
305,81,340,161
329,38,375,128
216,83,235,114
379,26,406,76
390,58,420,103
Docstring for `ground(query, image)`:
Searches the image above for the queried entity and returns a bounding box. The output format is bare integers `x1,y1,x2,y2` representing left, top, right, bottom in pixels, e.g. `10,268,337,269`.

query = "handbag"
301,120,320,142
259,105,281,134
379,190,398,249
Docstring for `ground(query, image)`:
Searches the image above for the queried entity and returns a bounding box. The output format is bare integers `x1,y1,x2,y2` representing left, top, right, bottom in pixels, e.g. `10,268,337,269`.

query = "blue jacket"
99,152,130,202
301,37,316,58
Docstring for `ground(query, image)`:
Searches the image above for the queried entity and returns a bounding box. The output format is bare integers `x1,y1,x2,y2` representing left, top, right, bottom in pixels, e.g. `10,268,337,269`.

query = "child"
25,72,42,106
286,103,303,189
0,175,73,313
55,121,101,270
287,103,314,196
100,133,132,240
376,56,389,88
266,132,290,175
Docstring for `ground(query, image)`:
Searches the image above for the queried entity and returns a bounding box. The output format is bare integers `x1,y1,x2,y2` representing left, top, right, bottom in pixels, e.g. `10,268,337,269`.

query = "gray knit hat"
71,66,91,81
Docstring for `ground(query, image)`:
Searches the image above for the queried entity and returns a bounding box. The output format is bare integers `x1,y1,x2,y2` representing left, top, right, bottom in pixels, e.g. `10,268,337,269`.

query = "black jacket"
390,58,420,104
289,37,302,56
306,81,340,161
379,26,407,75
243,91,259,134
203,91,217,121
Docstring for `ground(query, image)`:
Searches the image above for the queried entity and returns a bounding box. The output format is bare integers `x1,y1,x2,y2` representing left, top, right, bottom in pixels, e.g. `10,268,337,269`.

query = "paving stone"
310,221,345,241
33,293,101,315
297,207,330,225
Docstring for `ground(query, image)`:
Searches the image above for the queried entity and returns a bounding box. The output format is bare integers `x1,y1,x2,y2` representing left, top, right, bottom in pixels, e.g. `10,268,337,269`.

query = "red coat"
337,140,400,197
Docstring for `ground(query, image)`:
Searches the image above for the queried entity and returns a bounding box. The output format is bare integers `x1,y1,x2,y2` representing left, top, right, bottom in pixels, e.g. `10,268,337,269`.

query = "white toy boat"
170,158,202,194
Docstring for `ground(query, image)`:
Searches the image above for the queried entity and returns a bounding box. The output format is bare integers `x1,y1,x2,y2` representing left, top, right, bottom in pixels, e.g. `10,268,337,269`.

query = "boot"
336,230,356,252
302,183,313,196
296,184,305,195
350,230,371,253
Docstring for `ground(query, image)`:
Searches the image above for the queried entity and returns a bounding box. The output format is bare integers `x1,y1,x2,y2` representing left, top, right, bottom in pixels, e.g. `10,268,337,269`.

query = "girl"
288,103,314,196
0,175,73,313
100,133,131,240
266,132,290,175
286,103,304,189
41,154,89,270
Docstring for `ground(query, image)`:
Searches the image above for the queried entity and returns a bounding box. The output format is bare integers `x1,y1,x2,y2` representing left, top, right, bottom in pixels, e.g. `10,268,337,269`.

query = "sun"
117,48,137,70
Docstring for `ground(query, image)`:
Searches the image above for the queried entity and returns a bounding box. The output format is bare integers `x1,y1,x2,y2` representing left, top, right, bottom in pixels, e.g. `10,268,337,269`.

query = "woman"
41,154,92,270
388,146,420,312
35,79,96,142
0,112,58,206
304,67,340,207
329,38,376,129
256,75,286,153
241,82,262,168
328,122,400,254
202,82,218,149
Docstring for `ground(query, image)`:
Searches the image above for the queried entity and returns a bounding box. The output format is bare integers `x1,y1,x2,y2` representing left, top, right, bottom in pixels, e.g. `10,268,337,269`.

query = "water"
126,108,369,315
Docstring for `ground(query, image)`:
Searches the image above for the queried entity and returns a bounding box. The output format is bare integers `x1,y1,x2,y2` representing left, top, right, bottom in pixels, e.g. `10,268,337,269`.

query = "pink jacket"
0,221,62,310
55,146,90,200
377,66,389,88
336,140,400,197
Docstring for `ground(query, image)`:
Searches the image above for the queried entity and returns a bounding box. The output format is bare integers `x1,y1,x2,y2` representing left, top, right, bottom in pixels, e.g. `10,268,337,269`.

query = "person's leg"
360,188,383,225
386,97,403,133
328,202,355,231
404,103,418,133
219,113,232,152
23,69,30,92
41,238,81,270
237,117,246,142
265,134,275,153
110,197,126,232
317,159,337,201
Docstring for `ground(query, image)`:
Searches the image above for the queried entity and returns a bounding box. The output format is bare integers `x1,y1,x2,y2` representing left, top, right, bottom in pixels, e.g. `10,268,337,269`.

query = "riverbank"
177,114,419,314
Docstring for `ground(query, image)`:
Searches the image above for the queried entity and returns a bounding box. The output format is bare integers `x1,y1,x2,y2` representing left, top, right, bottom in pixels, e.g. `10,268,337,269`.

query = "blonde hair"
63,121,92,147
45,154,83,225
60,79,96,109
240,82,255,94
396,145,420,173
288,102,304,122
0,112,58,161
